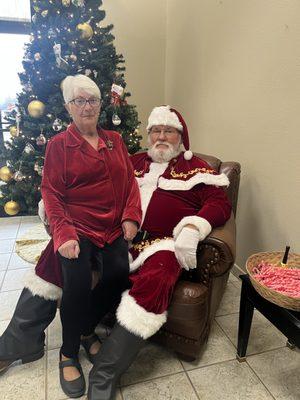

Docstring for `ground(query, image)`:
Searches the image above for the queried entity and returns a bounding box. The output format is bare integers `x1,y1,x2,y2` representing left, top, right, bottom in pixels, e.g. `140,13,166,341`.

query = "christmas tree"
0,0,142,216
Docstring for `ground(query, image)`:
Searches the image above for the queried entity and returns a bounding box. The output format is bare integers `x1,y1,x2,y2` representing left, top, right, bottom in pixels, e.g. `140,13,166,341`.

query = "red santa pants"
129,250,182,314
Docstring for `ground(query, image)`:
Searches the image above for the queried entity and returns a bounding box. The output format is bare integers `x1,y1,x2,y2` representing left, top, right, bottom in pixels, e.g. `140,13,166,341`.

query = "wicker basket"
246,251,300,311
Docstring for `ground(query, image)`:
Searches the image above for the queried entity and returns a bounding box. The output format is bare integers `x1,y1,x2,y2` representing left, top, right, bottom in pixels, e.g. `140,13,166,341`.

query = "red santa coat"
128,151,231,271
115,152,232,339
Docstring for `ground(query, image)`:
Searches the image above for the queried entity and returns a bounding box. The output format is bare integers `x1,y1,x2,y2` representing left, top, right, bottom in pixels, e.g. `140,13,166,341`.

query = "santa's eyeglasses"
149,127,179,137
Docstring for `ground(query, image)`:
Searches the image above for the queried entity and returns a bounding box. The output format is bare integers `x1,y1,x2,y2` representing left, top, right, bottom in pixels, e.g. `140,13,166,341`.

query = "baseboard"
231,263,245,278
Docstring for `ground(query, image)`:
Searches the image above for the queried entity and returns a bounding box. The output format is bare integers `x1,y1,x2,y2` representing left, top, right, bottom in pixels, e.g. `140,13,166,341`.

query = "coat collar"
65,123,106,148
65,123,107,160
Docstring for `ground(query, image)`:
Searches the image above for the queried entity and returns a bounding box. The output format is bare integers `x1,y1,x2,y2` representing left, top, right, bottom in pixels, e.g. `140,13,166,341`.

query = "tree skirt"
16,224,50,264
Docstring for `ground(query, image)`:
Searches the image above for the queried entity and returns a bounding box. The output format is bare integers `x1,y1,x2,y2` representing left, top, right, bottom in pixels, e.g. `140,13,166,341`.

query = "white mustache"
154,141,172,149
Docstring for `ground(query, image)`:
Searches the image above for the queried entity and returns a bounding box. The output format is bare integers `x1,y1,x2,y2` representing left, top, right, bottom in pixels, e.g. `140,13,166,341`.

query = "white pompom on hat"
147,105,193,160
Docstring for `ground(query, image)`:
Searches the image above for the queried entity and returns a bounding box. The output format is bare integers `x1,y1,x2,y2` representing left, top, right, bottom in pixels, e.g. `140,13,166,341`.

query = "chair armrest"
194,213,236,283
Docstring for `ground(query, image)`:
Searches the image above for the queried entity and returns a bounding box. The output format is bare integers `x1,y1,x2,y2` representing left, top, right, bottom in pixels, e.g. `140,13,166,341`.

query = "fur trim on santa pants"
116,290,167,339
118,250,182,339
23,268,62,300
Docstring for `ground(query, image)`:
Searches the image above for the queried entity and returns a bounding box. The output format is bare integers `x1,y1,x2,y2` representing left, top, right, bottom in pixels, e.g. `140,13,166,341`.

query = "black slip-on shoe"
59,356,86,398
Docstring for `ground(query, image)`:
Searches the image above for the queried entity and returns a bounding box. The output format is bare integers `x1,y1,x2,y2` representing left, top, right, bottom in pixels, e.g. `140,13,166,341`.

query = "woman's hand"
122,220,138,241
58,240,80,259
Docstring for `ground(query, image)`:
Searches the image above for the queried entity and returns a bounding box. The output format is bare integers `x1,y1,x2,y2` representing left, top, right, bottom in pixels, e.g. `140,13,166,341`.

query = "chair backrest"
194,153,241,216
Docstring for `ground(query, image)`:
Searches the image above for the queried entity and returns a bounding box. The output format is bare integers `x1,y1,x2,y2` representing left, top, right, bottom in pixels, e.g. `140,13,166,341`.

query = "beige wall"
165,0,300,267
102,1,300,267
103,0,167,146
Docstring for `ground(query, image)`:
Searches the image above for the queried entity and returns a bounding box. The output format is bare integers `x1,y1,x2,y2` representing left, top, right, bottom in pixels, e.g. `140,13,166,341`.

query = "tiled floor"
0,216,299,400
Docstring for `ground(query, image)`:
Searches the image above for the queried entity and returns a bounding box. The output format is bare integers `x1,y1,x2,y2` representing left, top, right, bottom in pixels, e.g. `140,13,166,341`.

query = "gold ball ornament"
0,166,13,182
62,0,71,6
28,100,45,118
41,10,48,17
4,201,20,216
9,126,19,137
77,23,93,40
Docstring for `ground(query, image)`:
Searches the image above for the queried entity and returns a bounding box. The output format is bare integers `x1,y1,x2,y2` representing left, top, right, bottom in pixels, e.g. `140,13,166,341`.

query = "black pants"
59,235,129,359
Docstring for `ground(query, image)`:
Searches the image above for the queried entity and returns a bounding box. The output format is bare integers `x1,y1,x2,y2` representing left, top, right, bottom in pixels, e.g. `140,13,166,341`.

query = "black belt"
132,230,150,244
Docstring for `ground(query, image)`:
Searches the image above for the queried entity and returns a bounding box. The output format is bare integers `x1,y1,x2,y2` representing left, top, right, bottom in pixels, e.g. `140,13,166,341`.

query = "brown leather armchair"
151,153,241,361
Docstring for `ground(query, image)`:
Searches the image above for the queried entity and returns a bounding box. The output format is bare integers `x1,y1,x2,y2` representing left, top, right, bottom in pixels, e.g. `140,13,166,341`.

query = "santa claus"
89,105,231,399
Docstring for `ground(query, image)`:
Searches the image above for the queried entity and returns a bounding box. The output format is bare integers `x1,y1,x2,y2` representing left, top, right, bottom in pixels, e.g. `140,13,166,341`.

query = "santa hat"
147,105,193,160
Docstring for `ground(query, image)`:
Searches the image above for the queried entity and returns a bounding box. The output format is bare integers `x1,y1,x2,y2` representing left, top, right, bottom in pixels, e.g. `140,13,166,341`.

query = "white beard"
147,141,181,163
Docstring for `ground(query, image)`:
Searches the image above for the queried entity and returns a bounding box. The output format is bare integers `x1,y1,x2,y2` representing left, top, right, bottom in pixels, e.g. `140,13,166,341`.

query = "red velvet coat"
42,123,141,252
132,151,231,237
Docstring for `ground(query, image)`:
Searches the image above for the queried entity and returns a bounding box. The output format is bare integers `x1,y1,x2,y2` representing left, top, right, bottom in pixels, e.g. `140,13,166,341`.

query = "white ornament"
112,113,121,126
53,43,68,68
72,0,85,6
52,118,63,131
24,143,35,154
14,171,26,182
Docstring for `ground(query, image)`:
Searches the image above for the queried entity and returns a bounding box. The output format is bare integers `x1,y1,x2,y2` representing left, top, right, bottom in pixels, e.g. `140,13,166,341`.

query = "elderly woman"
41,74,141,398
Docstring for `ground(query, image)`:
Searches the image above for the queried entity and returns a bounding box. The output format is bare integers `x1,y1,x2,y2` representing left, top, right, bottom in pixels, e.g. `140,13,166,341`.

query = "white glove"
38,199,48,225
174,227,200,270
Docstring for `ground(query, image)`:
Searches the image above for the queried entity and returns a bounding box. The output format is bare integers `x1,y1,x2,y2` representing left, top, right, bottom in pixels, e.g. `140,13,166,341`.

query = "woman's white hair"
61,74,101,104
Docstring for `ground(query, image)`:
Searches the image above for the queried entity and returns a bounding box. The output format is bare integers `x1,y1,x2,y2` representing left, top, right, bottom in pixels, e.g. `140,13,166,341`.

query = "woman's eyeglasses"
69,98,101,107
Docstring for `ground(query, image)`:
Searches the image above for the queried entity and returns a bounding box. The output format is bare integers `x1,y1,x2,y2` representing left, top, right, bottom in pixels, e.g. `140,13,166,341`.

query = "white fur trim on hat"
173,216,212,241
130,238,175,272
184,150,193,160
23,268,62,300
147,105,183,131
116,290,167,339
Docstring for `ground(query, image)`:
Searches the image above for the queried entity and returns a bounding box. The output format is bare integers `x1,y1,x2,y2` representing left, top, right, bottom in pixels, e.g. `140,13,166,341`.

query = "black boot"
88,323,144,400
0,288,57,374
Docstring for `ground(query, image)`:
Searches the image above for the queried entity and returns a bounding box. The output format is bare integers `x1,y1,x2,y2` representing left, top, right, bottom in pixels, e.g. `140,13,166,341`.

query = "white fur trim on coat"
173,216,212,242
130,238,175,272
23,268,62,300
136,162,168,225
116,290,167,339
158,172,229,191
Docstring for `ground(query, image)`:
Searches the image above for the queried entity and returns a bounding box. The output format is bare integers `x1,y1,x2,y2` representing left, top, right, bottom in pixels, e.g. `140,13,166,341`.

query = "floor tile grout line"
0,287,27,294
120,369,187,389
45,345,48,400
183,368,201,400
5,265,32,271
214,315,287,359
245,360,277,400
214,314,240,351
0,218,22,291
244,344,289,359
181,354,238,373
